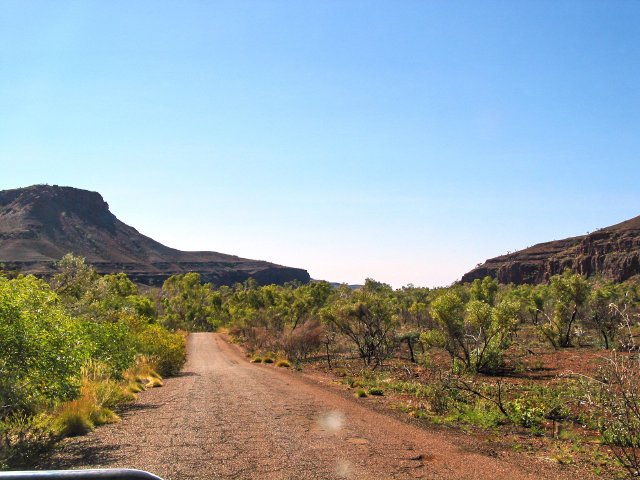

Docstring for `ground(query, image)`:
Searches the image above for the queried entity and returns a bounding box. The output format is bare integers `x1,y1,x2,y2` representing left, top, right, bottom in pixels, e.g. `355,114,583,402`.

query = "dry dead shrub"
280,320,324,363
242,326,277,352
584,304,640,477
586,352,640,477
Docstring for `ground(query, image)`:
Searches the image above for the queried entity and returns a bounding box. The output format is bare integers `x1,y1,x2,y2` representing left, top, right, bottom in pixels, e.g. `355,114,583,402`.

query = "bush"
53,401,94,437
368,388,384,396
355,389,368,398
0,276,90,415
280,320,324,362
276,360,291,368
0,414,56,469
0,265,185,469
81,320,136,378
509,398,545,429
586,351,640,477
539,271,590,349
323,289,398,368
133,325,186,376
429,291,518,374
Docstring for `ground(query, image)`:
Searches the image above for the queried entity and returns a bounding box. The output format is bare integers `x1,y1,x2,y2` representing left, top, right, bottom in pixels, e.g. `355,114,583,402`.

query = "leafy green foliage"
161,273,219,331
470,276,498,306
586,281,625,349
323,280,398,368
0,275,90,414
0,255,187,469
429,282,519,373
132,324,186,376
539,270,591,348
50,254,98,302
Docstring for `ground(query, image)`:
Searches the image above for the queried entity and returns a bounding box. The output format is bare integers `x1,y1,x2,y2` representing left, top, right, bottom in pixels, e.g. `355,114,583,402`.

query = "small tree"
584,304,640,477
50,253,98,302
469,276,498,306
539,270,590,349
587,282,624,349
398,331,421,363
161,273,218,331
324,289,398,369
430,291,518,373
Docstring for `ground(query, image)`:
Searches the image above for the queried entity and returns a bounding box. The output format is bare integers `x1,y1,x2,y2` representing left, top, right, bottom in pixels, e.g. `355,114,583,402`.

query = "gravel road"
40,333,584,479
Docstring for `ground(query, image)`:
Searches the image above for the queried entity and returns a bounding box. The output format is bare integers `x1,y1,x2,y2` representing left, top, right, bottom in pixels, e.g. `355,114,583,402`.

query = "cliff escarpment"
0,185,310,286
462,216,640,284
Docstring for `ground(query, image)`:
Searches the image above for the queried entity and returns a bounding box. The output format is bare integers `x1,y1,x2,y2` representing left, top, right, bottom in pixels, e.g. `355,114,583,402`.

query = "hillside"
462,215,640,284
0,185,310,286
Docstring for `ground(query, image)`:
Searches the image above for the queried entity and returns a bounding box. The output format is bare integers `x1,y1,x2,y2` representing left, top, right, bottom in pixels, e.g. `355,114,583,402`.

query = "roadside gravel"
39,333,592,479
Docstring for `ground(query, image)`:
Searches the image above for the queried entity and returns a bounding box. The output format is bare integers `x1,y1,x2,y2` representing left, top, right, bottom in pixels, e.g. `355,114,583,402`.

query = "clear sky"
1,1,639,287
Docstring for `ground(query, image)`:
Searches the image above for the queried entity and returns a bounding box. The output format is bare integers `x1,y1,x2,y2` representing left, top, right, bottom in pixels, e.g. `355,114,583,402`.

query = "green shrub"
448,403,504,429
368,388,384,396
81,320,136,378
0,276,91,414
133,325,186,376
509,398,545,429
263,357,274,364
276,360,291,368
0,414,56,469
429,288,518,374
355,389,368,398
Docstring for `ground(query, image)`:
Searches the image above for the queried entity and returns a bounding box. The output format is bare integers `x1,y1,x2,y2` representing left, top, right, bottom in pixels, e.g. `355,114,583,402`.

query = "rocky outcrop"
0,185,310,286
461,215,640,285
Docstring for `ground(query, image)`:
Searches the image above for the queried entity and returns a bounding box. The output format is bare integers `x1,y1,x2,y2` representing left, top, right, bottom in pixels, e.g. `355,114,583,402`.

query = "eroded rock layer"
0,185,310,286
462,216,640,284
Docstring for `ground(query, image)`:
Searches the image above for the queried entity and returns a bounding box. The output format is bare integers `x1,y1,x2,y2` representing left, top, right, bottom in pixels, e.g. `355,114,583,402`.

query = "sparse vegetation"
5,250,640,477
583,305,640,477
210,270,640,477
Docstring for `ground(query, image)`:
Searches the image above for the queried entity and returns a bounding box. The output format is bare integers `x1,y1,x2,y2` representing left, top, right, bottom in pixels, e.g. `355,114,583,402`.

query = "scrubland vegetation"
0,254,186,469
5,255,640,477
163,270,640,477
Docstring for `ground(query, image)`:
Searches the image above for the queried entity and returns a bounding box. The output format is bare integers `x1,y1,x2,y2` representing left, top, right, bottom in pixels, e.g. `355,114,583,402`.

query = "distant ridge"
462,215,640,284
0,185,310,286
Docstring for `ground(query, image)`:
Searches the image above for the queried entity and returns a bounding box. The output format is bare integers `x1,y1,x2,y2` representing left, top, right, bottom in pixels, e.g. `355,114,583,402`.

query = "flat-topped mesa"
461,214,640,285
0,185,310,286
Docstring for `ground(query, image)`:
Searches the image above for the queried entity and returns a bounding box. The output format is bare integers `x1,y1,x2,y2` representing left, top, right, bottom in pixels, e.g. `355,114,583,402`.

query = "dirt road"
41,333,583,479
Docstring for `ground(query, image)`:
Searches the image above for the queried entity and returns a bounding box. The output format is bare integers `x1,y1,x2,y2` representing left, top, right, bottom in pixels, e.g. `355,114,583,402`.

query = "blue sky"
1,1,639,287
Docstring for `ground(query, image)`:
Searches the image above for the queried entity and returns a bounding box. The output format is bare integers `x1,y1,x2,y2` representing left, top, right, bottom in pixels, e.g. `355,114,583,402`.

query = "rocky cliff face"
0,185,310,286
461,215,640,284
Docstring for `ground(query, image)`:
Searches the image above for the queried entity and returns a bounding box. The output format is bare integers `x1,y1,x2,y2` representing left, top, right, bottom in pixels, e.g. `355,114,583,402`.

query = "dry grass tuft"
145,378,163,388
53,400,94,437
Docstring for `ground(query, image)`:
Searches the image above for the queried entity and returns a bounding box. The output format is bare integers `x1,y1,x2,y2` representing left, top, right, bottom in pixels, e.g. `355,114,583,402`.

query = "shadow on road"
39,440,122,470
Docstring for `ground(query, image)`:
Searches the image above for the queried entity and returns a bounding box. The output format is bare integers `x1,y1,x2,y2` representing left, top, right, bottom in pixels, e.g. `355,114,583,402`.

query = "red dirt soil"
38,333,599,479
